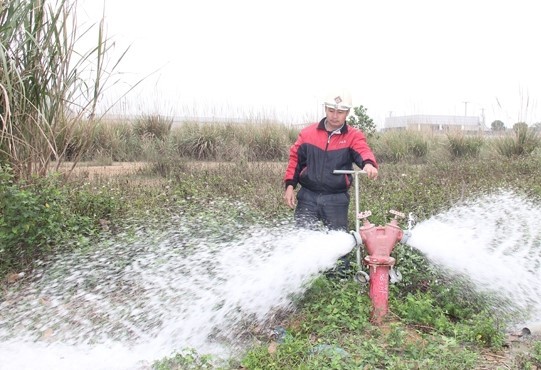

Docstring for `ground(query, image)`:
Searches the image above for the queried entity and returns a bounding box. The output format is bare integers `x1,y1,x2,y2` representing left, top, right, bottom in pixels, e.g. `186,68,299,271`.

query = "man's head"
323,91,352,130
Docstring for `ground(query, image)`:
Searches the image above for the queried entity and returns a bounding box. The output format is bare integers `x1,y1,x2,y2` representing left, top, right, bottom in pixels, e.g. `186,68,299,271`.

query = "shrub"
145,139,190,178
494,127,540,158
298,278,371,336
0,167,94,274
0,165,131,275
133,115,172,141
446,132,484,158
347,105,377,138
171,122,222,160
374,130,429,163
246,124,290,161
168,122,292,162
454,312,506,348
87,122,143,162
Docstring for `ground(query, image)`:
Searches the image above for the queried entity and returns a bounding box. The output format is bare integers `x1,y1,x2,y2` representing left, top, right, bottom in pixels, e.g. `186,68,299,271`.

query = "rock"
268,341,278,355
6,272,25,283
271,326,287,343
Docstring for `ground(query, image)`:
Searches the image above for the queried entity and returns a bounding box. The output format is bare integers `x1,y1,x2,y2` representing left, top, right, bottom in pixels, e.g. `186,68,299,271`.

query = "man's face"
325,107,349,129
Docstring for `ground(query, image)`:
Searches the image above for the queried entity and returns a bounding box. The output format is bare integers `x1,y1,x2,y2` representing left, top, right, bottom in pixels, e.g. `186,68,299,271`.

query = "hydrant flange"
364,255,396,267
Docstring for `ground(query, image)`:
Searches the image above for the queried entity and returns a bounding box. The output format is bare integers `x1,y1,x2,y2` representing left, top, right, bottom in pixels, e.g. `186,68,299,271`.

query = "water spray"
0,218,356,369
334,170,410,324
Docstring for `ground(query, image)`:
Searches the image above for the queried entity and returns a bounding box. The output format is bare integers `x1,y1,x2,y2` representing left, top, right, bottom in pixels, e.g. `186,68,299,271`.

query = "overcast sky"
78,0,541,127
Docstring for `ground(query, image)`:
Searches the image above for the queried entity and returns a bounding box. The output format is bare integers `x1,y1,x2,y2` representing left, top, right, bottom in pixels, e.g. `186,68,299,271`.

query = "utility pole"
481,108,485,126
463,101,470,116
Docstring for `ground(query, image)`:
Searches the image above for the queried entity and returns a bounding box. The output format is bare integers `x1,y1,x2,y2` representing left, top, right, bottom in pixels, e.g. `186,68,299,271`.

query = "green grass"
3,126,541,369
3,0,541,366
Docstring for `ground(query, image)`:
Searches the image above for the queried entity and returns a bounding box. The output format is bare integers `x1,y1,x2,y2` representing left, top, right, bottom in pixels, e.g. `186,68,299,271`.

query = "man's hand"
283,185,296,209
363,163,378,180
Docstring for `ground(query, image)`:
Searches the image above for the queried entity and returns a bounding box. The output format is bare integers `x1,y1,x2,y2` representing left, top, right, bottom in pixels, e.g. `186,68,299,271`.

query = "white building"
384,115,483,132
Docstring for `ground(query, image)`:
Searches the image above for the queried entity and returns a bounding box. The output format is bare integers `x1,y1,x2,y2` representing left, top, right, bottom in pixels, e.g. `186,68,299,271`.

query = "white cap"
323,90,352,111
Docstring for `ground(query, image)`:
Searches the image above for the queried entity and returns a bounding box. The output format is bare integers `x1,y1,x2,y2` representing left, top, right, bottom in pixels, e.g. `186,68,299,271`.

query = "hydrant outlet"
355,270,370,284
401,229,412,244
350,230,363,247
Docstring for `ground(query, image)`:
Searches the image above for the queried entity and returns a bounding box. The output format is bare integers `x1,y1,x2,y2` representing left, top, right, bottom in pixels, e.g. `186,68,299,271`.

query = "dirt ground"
55,161,149,179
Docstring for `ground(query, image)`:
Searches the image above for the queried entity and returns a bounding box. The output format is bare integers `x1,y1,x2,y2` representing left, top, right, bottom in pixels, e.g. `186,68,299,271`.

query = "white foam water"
407,190,541,326
0,222,354,370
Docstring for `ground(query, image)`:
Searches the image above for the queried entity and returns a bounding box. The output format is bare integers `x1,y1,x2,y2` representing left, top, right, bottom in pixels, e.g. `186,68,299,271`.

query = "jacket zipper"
320,130,340,182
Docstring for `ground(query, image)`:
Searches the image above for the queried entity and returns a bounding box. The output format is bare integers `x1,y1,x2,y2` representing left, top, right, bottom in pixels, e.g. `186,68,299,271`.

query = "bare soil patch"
54,162,149,179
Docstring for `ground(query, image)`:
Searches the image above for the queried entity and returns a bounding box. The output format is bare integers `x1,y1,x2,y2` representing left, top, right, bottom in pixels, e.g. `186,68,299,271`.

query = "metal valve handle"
358,210,372,220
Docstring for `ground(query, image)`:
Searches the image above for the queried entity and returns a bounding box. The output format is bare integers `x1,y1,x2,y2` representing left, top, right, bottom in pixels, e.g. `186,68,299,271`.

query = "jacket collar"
317,118,349,134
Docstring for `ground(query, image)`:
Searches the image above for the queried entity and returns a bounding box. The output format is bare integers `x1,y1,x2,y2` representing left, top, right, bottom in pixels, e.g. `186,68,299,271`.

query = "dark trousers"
294,187,350,231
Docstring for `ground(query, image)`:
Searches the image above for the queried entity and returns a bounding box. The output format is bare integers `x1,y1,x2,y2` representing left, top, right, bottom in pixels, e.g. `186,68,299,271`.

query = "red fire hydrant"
359,210,405,324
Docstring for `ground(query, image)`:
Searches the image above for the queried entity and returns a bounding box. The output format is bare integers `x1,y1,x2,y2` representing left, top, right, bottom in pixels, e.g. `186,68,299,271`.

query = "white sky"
77,0,541,127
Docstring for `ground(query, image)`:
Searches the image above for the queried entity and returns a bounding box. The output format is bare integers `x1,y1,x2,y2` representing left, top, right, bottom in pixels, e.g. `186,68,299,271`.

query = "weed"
494,126,541,158
3,125,541,368
298,278,371,337
454,312,506,348
133,115,172,141
0,167,95,274
446,132,484,158
152,348,216,370
512,341,541,369
373,130,429,164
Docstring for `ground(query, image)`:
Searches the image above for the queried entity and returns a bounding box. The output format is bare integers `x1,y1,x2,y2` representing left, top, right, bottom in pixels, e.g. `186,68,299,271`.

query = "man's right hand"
283,185,296,209
363,163,378,180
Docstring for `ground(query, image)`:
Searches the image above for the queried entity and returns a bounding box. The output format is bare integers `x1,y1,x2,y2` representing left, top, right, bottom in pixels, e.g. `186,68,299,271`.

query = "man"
283,90,378,231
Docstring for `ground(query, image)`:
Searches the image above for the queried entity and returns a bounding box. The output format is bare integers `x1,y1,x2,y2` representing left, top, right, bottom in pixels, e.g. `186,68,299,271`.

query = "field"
3,1,541,367
2,121,541,369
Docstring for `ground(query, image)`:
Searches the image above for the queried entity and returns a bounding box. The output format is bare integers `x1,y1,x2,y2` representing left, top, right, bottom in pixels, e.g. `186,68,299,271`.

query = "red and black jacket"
284,118,378,194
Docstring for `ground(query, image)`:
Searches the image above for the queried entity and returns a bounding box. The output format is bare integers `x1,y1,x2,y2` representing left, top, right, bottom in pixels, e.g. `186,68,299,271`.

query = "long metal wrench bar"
333,169,367,267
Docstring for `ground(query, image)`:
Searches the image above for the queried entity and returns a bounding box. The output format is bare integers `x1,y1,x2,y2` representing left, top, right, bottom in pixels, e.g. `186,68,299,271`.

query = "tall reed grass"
162,121,292,163
372,130,430,164
76,118,541,167
0,0,122,179
446,131,484,159
493,125,541,158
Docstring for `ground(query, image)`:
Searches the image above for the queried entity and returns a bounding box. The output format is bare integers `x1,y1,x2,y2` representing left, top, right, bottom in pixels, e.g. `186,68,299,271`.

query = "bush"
87,122,144,162
167,122,292,162
373,131,429,163
0,165,131,275
298,278,371,336
171,122,223,160
133,115,172,141
494,127,540,158
455,312,506,348
0,167,93,274
446,132,484,158
246,124,290,161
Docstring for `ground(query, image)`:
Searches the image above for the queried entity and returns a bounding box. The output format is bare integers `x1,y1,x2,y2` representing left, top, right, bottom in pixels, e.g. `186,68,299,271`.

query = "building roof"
384,114,481,129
